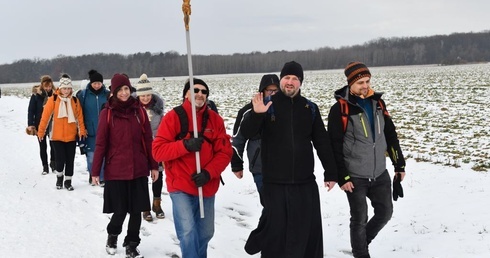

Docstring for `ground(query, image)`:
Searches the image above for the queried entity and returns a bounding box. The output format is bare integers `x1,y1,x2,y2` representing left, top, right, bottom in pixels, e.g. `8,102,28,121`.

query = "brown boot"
142,211,153,222
152,197,165,219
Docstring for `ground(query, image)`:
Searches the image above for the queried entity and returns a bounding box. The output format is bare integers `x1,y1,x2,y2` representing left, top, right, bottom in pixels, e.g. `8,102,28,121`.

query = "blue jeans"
170,191,215,258
346,170,393,258
252,173,263,195
86,151,105,181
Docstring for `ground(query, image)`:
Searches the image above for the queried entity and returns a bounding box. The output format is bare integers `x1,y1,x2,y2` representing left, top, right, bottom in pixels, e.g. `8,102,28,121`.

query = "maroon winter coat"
92,97,158,180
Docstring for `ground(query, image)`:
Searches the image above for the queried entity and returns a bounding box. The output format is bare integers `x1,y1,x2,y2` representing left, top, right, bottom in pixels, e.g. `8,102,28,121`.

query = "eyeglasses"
194,88,208,95
264,89,278,94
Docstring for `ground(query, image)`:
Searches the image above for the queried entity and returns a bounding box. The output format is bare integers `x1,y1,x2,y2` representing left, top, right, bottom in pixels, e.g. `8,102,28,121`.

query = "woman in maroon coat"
91,74,159,258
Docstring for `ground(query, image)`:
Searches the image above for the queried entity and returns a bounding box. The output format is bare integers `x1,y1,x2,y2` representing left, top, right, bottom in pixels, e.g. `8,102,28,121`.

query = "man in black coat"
241,61,338,258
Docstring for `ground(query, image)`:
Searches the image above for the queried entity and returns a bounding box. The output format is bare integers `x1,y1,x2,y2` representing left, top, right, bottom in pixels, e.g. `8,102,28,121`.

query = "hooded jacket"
37,89,86,142
91,97,158,180
76,83,110,152
152,99,232,197
231,102,263,174
240,90,337,184
328,85,405,186
27,85,52,128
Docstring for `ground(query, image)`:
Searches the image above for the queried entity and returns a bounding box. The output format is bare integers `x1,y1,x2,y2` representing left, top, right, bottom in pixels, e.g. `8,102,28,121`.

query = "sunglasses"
193,88,208,95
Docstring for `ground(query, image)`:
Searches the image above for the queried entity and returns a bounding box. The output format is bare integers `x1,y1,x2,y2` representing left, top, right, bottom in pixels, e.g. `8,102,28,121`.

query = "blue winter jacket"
76,84,110,152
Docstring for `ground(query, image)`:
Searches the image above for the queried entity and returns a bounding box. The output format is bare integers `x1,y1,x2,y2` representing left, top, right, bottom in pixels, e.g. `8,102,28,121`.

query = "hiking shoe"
142,211,153,222
64,180,74,191
56,176,63,190
42,165,49,175
106,234,118,255
152,198,165,219
124,242,143,258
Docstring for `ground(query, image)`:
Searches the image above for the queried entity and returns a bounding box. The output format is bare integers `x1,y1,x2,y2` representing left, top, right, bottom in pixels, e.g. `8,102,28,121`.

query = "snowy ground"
1,95,489,258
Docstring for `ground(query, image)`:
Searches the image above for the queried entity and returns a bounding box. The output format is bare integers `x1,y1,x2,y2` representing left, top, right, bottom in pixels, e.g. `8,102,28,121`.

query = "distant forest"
1,31,489,84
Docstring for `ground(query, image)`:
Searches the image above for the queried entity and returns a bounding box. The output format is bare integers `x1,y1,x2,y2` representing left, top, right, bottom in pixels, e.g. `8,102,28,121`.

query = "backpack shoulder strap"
377,99,390,117
173,105,188,140
305,98,316,123
338,98,349,133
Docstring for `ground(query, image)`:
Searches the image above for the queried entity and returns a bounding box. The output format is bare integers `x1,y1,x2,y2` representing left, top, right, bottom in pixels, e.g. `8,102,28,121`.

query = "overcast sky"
1,0,489,65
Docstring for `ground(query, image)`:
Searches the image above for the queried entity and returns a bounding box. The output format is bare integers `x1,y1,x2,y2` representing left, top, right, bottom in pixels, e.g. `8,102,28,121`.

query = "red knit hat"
110,73,132,95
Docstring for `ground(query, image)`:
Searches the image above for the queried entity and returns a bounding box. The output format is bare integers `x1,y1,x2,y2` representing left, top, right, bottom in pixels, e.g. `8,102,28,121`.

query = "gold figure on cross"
182,0,191,31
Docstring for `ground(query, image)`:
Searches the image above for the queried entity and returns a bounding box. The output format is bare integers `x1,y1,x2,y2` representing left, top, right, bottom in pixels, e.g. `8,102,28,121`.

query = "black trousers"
107,212,142,244
346,170,393,258
51,141,76,176
38,136,55,166
151,171,163,198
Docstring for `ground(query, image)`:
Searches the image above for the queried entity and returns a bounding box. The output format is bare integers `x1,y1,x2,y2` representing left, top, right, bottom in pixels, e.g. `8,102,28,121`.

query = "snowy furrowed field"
4,63,490,171
1,63,490,257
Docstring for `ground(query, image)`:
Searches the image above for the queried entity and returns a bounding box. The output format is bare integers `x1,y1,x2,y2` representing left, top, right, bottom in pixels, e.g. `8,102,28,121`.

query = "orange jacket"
37,91,87,142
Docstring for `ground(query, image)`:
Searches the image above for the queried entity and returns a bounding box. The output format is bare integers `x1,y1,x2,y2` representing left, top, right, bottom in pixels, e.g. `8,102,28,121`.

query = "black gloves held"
393,174,404,201
183,137,204,152
192,170,211,187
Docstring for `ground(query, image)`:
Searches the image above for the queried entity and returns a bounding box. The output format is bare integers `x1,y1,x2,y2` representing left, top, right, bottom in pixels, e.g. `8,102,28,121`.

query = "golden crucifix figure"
182,0,191,31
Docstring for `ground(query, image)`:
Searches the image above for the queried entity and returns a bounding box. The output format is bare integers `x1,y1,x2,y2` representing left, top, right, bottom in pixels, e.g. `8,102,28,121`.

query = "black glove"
393,174,404,201
183,137,204,152
192,170,211,187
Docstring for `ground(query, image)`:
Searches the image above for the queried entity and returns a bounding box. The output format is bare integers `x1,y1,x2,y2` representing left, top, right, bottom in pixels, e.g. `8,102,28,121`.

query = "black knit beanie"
89,69,103,83
258,74,280,92
344,61,371,86
280,61,304,84
182,78,209,100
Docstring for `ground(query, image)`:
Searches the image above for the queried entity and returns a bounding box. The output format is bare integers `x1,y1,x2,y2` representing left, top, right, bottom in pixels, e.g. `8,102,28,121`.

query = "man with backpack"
76,69,110,186
152,78,232,258
327,61,406,258
242,61,338,257
231,74,280,202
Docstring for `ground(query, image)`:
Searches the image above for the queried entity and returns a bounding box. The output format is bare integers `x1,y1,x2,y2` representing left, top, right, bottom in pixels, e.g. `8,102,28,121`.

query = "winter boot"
56,172,64,190
124,241,143,258
152,198,165,219
42,165,49,175
64,176,74,191
142,211,153,222
106,234,118,255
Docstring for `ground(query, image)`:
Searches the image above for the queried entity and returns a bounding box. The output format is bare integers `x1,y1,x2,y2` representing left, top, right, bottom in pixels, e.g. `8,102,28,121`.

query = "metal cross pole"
182,0,205,218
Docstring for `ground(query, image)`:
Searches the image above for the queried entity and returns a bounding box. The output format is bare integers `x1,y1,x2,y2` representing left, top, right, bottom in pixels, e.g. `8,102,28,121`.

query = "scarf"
58,96,76,123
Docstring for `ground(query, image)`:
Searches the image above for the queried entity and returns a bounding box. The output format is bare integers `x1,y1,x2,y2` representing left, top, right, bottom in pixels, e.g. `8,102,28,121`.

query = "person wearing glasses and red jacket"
152,78,232,258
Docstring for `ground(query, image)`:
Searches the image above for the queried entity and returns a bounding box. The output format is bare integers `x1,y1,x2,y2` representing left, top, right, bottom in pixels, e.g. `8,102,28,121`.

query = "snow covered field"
1,64,489,257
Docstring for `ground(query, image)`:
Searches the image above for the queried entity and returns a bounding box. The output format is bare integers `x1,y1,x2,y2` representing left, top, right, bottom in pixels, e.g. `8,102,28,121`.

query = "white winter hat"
58,74,73,89
136,73,153,96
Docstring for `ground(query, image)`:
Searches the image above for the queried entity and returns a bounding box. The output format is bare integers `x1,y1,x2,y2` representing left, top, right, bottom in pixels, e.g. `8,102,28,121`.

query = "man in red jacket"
152,78,232,258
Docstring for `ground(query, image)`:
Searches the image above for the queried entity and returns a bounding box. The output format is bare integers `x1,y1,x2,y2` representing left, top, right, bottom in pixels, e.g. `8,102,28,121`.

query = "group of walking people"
27,60,405,258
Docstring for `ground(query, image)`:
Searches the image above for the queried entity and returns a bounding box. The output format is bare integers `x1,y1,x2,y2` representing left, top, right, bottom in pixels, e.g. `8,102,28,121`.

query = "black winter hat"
344,61,371,86
280,61,304,84
182,78,209,100
88,69,103,83
258,74,280,92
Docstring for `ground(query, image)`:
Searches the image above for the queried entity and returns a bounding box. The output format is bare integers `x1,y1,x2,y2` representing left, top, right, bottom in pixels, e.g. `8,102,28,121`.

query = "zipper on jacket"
376,112,381,135
359,114,368,138
290,98,295,183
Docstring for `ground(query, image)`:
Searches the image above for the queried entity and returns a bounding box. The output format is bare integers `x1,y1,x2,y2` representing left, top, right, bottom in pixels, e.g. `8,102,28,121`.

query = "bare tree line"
1,31,489,84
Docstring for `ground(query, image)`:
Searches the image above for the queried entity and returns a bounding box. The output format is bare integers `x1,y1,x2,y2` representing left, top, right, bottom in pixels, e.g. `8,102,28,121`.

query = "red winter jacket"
152,99,232,197
92,97,158,180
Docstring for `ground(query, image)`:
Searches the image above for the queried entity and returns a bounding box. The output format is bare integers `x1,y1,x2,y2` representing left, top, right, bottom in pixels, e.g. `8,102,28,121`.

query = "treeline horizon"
1,31,489,84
